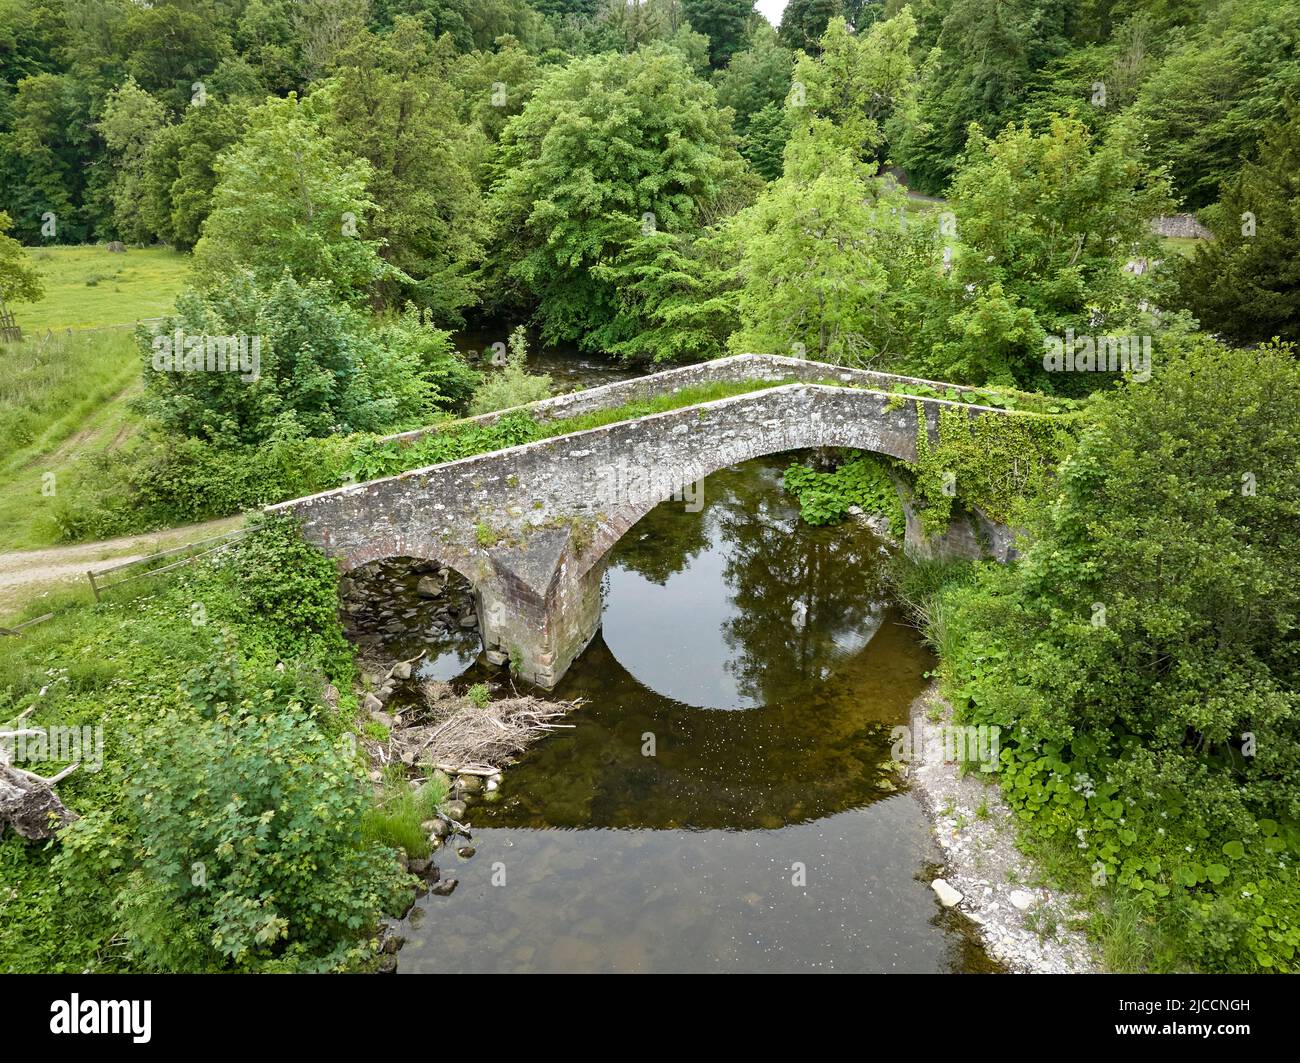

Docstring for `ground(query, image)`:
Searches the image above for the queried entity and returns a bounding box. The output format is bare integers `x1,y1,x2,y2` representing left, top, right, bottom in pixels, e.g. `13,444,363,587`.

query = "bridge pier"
477,555,604,689
472,527,605,689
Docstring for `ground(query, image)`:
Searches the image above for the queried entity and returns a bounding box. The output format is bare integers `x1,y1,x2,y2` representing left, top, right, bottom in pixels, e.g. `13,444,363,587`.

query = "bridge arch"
273,375,1020,688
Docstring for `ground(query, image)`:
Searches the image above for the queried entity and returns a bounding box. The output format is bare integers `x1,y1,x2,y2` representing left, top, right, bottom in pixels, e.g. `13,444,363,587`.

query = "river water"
391,453,997,973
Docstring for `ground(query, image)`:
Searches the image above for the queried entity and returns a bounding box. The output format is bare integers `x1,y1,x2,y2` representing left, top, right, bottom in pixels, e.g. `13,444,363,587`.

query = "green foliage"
589,224,741,363
193,92,390,303
2,516,404,973
713,21,792,137
140,270,451,445
220,515,353,662
894,0,1073,193
96,77,167,244
683,0,755,69
724,148,940,364
932,338,1300,972
789,12,919,165
139,99,247,251
0,71,108,242
1133,0,1300,209
59,704,408,972
328,18,487,322
1175,103,1300,345
487,45,755,349
777,0,843,54
739,102,790,181
783,454,904,531
0,209,43,304
468,326,552,414
913,115,1173,388
911,403,1080,532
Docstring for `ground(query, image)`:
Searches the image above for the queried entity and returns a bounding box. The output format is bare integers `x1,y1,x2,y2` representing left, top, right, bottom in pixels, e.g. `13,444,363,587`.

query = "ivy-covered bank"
781,337,1300,972
0,518,415,973
891,339,1300,973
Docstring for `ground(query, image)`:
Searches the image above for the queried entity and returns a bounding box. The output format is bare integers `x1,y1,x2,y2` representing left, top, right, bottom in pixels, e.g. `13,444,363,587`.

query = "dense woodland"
0,0,1298,975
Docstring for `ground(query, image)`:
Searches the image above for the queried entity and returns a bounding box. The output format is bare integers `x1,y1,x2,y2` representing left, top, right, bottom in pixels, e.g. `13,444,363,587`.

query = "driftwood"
385,681,579,775
0,710,79,840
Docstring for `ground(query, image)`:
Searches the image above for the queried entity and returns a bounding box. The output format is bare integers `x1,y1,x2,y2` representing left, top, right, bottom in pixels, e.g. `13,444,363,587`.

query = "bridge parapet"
380,352,999,447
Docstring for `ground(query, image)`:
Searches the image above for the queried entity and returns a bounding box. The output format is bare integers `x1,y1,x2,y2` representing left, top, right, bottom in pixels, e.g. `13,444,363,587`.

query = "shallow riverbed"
390,455,998,973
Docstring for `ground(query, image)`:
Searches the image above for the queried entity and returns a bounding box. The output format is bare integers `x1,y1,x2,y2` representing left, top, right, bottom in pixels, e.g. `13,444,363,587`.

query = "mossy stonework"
271,357,1048,688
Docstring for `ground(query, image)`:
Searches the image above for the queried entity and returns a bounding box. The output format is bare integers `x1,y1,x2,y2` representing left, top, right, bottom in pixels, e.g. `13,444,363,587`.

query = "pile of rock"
340,558,479,658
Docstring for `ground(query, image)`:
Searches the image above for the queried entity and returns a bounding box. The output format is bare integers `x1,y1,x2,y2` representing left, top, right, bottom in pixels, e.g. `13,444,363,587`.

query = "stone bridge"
269,354,1025,688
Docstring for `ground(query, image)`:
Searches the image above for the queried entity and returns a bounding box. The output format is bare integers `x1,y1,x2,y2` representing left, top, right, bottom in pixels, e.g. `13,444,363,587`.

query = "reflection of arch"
474,626,934,832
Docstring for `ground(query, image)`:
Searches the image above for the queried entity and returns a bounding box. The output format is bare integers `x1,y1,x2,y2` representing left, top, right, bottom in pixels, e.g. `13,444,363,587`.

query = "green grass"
1158,235,1203,259
361,772,450,859
11,245,191,331
0,329,143,551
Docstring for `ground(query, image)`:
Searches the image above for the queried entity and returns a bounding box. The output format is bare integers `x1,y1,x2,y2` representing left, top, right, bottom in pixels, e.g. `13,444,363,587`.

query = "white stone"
931,878,963,907
1009,889,1035,911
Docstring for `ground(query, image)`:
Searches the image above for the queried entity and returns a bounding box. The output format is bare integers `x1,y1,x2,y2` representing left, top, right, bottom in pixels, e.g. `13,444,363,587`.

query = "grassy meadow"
10,244,191,331
0,329,142,552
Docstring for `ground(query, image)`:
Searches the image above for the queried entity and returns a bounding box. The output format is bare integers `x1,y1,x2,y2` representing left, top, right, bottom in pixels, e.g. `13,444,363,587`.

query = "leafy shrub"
468,327,552,415
58,705,410,972
140,271,469,445
933,337,1300,971
783,454,904,531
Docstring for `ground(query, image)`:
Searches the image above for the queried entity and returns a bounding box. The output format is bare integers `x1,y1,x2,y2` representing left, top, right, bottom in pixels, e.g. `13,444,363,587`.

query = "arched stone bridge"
269,355,1024,688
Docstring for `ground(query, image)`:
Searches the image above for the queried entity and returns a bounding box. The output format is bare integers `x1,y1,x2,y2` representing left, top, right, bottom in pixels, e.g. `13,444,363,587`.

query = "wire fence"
86,525,260,601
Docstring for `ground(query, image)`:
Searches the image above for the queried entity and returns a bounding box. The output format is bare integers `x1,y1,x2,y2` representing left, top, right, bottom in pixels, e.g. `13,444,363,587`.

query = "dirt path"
0,515,245,617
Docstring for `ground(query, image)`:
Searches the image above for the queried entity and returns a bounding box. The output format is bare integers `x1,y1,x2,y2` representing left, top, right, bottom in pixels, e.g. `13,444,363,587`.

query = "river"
387,450,997,973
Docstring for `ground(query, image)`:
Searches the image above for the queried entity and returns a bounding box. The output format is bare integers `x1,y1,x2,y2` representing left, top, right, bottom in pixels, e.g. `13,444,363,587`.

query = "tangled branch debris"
389,680,579,775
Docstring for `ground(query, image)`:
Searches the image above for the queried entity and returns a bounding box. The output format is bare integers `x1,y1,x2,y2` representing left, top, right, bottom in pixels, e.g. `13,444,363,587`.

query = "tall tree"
327,17,485,322
713,19,792,133
790,11,918,166
930,115,1173,385
192,93,388,303
487,45,754,347
682,0,755,68
1176,105,1300,345
98,77,167,243
140,99,246,250
777,0,843,54
1133,0,1300,209
723,146,937,364
895,0,1072,193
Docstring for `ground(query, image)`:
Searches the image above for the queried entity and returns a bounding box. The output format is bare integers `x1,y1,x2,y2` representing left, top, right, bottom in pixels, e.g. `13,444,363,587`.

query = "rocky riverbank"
906,683,1101,973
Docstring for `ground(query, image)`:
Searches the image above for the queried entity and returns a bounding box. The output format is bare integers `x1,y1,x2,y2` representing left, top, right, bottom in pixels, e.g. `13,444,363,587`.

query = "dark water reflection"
397,455,997,973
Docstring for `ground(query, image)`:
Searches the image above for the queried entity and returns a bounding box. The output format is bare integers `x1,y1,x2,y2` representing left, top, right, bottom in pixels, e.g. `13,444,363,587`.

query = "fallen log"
0,718,79,840
0,763,78,840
